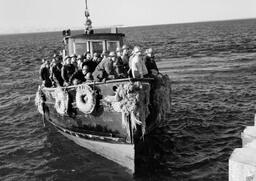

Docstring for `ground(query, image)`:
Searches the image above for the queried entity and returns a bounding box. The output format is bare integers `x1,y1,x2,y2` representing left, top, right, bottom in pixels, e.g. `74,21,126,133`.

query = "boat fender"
35,87,45,115
76,84,96,114
54,88,69,115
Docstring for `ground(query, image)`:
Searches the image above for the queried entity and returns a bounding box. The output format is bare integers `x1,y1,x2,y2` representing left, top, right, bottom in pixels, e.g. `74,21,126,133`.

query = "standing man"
121,45,130,74
84,52,99,73
61,56,76,86
50,56,64,87
130,46,148,78
40,59,52,87
115,47,126,78
144,48,159,76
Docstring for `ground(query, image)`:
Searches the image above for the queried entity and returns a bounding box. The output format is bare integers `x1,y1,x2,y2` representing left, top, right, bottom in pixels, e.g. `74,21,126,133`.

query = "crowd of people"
39,45,159,87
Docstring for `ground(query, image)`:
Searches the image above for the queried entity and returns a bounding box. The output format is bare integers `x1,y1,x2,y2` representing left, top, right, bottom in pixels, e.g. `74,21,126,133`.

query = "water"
1,19,256,180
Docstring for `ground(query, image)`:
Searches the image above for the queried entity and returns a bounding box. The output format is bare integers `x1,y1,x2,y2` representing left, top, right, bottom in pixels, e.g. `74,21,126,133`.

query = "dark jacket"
61,64,76,83
69,70,86,84
121,54,130,73
40,66,52,87
144,56,158,75
70,70,93,84
50,63,63,86
114,57,127,78
83,60,98,73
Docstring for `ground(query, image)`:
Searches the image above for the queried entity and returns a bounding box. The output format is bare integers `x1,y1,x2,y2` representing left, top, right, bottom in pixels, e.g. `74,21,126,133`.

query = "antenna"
85,0,88,9
84,0,90,18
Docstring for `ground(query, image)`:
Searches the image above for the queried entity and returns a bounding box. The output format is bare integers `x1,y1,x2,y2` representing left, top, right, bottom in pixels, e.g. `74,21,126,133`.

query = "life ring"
76,84,96,114
54,88,69,115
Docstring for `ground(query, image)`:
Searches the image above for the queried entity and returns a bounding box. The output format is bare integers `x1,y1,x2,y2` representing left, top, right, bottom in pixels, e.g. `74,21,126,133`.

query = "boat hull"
58,128,134,172
36,79,153,172
35,77,171,172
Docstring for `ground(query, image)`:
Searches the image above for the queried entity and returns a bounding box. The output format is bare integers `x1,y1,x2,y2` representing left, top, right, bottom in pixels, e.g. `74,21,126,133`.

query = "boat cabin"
63,30,125,56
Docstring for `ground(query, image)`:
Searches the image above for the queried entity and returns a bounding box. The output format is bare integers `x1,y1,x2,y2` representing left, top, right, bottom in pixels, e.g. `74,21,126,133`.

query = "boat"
35,0,171,173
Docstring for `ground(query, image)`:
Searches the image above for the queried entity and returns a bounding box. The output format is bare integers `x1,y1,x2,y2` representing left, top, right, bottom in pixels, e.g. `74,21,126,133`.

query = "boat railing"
42,78,154,91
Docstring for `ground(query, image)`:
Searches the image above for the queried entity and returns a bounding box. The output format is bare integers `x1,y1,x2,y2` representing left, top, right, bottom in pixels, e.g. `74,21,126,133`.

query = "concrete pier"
241,126,256,147
229,115,256,181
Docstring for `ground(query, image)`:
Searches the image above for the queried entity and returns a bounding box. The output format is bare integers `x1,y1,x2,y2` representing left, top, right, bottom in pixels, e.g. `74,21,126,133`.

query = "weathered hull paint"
37,79,153,172
59,129,134,172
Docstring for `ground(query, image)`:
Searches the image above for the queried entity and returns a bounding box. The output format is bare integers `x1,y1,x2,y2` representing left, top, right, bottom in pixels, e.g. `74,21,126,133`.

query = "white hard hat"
133,46,141,54
109,51,116,57
122,45,129,50
147,48,153,54
116,47,122,52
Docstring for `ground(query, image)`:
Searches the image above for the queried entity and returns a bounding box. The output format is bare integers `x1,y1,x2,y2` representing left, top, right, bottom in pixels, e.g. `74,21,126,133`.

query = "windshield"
91,41,104,54
107,41,119,52
75,43,87,55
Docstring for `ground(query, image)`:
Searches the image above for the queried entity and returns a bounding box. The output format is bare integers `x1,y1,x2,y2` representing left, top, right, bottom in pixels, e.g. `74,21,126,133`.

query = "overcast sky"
0,0,255,34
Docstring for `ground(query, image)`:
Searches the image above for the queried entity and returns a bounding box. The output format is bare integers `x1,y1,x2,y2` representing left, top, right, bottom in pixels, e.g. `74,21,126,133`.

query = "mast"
85,0,88,9
84,0,89,17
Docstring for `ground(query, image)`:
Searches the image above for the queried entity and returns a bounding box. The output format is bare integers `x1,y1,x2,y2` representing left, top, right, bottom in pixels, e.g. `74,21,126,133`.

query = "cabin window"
75,43,87,55
107,41,119,52
91,41,104,54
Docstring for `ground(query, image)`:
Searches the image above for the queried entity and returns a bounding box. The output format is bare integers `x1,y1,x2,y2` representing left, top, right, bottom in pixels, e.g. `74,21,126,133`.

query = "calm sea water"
1,19,256,181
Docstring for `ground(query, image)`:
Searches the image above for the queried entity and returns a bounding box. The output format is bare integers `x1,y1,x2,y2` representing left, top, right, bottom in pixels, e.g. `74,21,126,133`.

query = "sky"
0,0,255,34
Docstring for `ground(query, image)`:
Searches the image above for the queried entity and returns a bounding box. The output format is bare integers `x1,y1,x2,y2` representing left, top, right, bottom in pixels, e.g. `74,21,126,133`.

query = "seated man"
40,59,52,87
92,52,116,82
61,56,76,86
92,52,101,64
83,52,99,73
70,64,93,85
84,52,92,62
144,48,159,76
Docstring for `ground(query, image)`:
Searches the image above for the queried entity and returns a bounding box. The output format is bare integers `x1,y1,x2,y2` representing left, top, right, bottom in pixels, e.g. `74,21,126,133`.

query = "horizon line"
1,17,255,36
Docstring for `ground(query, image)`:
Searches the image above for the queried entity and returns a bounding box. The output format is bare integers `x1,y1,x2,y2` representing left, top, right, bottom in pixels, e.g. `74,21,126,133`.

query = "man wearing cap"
144,48,159,76
93,51,116,82
69,64,93,85
92,52,101,64
70,54,78,71
50,56,64,87
84,52,92,62
61,56,76,86
40,59,52,87
115,47,126,78
121,45,130,73
101,51,109,59
83,52,99,73
70,54,77,63
77,55,84,70
130,46,148,78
